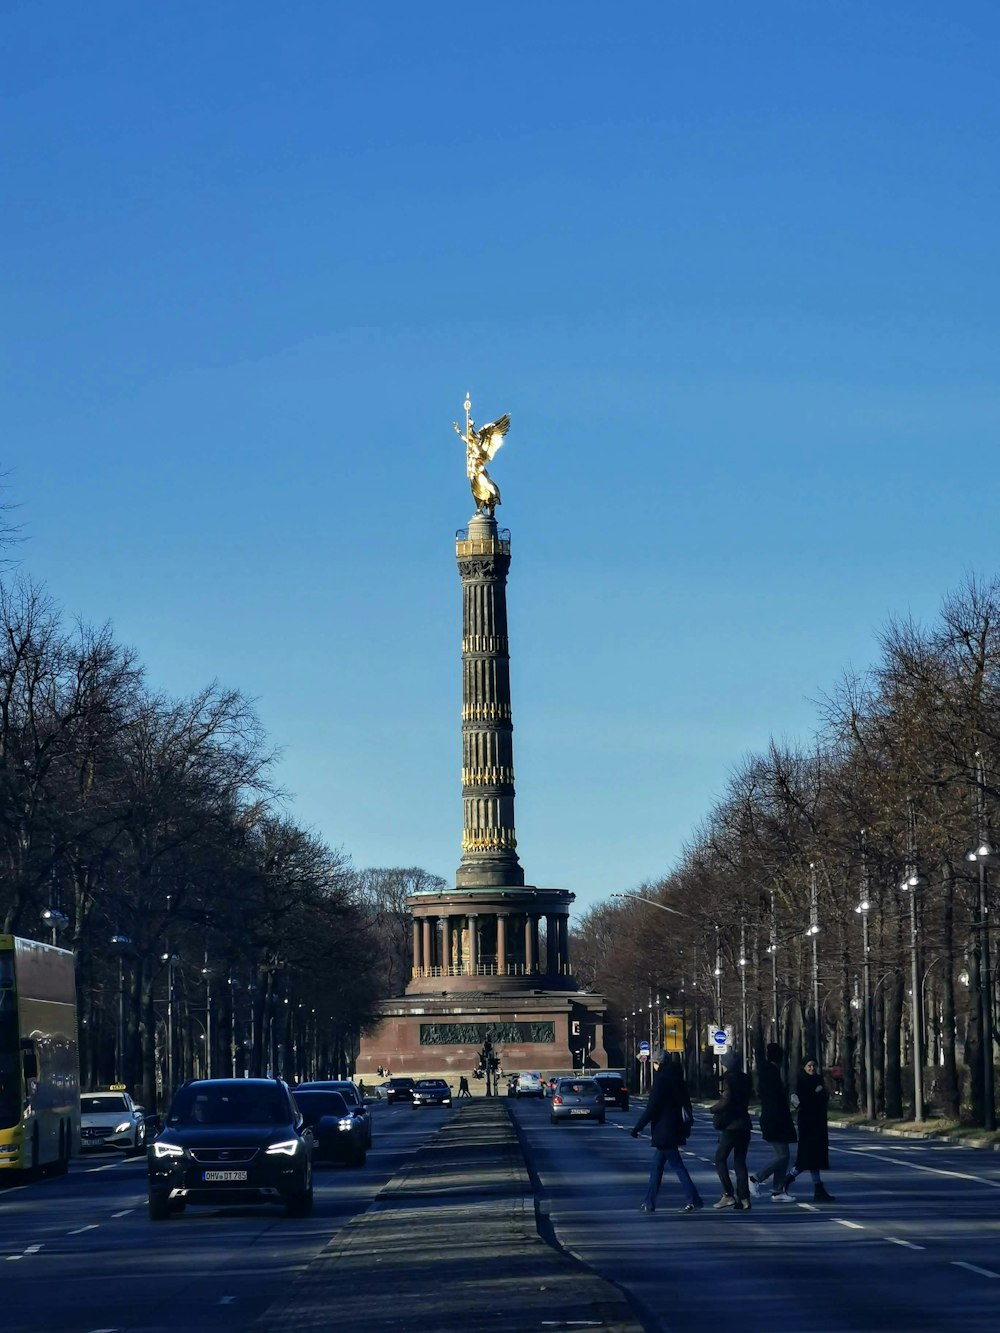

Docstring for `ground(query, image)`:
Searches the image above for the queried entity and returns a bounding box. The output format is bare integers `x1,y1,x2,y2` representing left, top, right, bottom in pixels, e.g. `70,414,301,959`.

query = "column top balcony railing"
455,528,511,557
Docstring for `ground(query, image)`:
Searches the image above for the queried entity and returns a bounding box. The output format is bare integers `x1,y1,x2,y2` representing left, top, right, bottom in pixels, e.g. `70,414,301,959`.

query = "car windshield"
558,1080,599,1095
293,1091,349,1120
167,1084,290,1126
390,1078,414,1087
416,1080,446,1088
82,1094,129,1113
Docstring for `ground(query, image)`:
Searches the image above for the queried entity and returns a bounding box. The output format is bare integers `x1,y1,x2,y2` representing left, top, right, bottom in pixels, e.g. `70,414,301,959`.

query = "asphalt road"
0,1099,436,1333
509,1095,1000,1333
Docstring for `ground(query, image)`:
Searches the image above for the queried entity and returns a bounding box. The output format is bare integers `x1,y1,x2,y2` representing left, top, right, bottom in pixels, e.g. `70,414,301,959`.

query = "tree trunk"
938,864,960,1118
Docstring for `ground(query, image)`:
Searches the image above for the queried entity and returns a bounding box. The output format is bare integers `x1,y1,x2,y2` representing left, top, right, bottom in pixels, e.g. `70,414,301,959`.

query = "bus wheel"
52,1121,70,1175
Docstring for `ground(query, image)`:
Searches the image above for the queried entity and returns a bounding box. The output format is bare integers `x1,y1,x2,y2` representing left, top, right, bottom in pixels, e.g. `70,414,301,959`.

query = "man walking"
710,1050,753,1210
631,1050,704,1214
749,1043,796,1202
458,1074,471,1098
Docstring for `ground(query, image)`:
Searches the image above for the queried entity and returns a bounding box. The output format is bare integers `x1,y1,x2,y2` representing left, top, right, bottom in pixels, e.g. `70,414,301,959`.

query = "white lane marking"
798,1202,819,1211
951,1261,1000,1279
833,1219,865,1230
219,1297,235,1305
85,1163,122,1173
5,1256,23,1262
23,1245,41,1254
67,1224,99,1235
110,1209,133,1218
885,1237,925,1250
833,1144,1000,1189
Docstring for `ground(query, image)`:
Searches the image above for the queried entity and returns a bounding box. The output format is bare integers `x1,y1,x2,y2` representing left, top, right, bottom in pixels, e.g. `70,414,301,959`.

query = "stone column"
422,919,432,974
531,916,541,975
497,913,507,975
412,919,421,976
468,914,478,975
524,915,535,974
440,916,450,973
558,915,570,975
456,515,525,889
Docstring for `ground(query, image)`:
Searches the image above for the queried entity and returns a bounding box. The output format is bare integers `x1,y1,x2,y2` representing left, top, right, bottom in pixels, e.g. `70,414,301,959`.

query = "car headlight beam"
152,1141,184,1158
265,1139,300,1156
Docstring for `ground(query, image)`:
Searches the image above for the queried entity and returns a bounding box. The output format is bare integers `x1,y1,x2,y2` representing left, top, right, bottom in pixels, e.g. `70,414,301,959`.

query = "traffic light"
571,1020,580,1036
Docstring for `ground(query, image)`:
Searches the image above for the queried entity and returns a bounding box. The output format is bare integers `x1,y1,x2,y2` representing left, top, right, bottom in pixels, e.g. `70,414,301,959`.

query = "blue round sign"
638,1040,650,1050
712,1029,728,1045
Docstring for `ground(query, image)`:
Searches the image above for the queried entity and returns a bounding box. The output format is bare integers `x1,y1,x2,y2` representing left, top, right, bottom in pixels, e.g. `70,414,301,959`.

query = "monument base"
357,988,608,1081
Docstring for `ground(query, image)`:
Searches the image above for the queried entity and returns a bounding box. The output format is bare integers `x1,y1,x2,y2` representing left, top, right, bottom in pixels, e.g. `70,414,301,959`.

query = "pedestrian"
630,1050,703,1215
357,1078,366,1100
458,1074,471,1098
749,1043,796,1202
783,1058,835,1201
710,1050,753,1210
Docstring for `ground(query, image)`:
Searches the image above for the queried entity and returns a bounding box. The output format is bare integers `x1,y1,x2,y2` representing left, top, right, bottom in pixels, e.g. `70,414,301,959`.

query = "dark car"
293,1090,367,1166
384,1077,416,1104
297,1080,373,1148
147,1078,313,1221
593,1072,630,1111
411,1078,452,1108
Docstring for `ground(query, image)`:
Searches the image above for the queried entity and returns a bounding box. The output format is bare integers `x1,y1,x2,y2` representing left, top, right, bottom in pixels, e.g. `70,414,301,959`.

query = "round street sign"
639,1040,650,1051
712,1030,727,1045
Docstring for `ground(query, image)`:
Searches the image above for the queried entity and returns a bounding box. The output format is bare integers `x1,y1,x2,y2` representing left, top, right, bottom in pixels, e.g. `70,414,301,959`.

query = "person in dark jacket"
631,1050,703,1214
710,1050,753,1210
749,1043,797,1202
784,1058,835,1202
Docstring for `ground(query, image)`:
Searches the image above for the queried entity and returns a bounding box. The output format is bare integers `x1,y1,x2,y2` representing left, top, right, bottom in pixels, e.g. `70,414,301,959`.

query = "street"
510,1096,1000,1333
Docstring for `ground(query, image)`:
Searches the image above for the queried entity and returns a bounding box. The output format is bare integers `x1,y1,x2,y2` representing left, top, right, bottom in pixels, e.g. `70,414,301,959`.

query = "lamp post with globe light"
966,752,996,1131
807,864,822,1069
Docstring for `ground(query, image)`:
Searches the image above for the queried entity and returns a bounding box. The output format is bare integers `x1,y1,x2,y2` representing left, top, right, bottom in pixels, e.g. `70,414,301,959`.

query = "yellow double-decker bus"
0,935,80,1174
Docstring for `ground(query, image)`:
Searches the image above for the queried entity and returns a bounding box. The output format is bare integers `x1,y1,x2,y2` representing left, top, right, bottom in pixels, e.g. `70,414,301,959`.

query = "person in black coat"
784,1058,835,1202
749,1043,797,1201
709,1050,753,1210
631,1051,703,1214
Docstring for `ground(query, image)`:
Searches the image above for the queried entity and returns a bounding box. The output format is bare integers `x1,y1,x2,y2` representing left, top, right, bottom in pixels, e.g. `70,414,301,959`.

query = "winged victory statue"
453,395,511,518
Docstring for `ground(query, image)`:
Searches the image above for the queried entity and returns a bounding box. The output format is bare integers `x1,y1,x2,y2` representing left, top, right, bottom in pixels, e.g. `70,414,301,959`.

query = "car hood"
81,1112,133,1127
157,1125,299,1149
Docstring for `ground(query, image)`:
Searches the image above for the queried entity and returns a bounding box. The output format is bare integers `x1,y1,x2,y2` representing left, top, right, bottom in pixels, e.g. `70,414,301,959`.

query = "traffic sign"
708,1025,733,1056
638,1040,650,1051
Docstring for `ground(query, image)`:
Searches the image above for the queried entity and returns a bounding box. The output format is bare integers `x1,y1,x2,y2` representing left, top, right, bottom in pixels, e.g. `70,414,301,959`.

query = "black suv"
147,1078,313,1221
384,1077,416,1103
593,1072,630,1110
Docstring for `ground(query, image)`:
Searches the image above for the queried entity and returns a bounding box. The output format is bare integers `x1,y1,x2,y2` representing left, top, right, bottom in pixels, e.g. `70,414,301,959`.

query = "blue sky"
4,2,999,915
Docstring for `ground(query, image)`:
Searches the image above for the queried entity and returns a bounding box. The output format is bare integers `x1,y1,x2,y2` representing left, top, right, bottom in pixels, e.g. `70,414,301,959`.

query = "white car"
515,1072,544,1098
80,1090,147,1154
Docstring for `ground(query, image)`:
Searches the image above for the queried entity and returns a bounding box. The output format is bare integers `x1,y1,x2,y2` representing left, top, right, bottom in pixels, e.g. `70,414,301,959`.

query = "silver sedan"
549,1077,605,1125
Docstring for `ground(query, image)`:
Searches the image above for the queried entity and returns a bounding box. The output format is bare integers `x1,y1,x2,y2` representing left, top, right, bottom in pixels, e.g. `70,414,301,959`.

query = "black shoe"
639,1202,655,1213
813,1184,835,1202
679,1203,701,1214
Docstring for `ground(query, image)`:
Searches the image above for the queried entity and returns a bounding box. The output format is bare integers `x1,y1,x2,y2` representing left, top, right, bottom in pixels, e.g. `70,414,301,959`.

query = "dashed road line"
884,1237,925,1250
951,1261,999,1279
832,1218,865,1230
67,1224,99,1235
110,1209,133,1218
833,1144,1000,1189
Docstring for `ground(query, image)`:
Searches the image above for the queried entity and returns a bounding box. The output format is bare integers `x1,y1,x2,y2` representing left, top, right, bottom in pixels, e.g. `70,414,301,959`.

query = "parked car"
515,1071,544,1098
147,1077,313,1221
383,1077,416,1103
549,1077,605,1125
293,1089,366,1166
593,1072,630,1110
411,1078,452,1108
297,1080,372,1148
80,1090,147,1155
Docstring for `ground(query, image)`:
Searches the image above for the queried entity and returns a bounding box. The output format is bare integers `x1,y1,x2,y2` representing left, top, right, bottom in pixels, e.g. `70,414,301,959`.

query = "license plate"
570,1109,590,1116
203,1169,247,1182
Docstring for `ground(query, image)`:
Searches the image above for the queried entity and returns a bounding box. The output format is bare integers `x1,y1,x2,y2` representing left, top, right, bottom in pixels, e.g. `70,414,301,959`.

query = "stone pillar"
468,915,478,975
524,915,535,974
440,916,449,973
531,916,541,975
497,913,507,975
456,515,525,889
558,915,570,975
422,919,432,974
545,914,558,975
412,919,421,976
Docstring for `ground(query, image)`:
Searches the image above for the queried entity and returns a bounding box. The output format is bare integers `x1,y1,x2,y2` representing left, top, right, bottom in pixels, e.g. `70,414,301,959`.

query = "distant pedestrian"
357,1079,366,1099
783,1058,835,1202
458,1075,471,1098
749,1043,796,1202
710,1050,753,1210
630,1050,703,1214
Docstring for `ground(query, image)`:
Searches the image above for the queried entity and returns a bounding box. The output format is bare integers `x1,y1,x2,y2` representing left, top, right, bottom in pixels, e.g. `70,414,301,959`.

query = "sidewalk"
256,1099,646,1332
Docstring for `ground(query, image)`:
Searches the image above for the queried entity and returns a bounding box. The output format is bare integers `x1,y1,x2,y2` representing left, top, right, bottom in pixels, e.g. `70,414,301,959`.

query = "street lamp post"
966,837,997,1128
41,907,69,946
201,963,214,1080
768,891,779,1043
901,865,928,1122
808,864,822,1069
110,935,132,1084
738,917,748,1072
161,952,180,1098
854,896,876,1122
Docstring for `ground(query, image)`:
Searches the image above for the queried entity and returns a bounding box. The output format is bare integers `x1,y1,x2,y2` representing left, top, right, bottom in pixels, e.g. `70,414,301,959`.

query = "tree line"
0,573,440,1110
573,576,1000,1127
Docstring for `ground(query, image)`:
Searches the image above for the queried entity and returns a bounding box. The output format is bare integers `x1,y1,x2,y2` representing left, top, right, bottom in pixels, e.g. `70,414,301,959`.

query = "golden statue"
453,394,510,517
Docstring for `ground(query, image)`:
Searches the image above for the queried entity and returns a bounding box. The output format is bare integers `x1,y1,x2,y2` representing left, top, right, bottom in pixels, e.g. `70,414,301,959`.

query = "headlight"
337,1117,354,1131
114,1122,132,1133
265,1139,300,1156
152,1141,184,1158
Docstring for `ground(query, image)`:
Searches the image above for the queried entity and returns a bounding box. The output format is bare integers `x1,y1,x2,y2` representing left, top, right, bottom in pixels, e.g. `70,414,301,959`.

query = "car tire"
622,1099,630,1111
127,1123,146,1157
550,1117,559,1125
148,1191,171,1221
351,1148,367,1168
598,1115,606,1125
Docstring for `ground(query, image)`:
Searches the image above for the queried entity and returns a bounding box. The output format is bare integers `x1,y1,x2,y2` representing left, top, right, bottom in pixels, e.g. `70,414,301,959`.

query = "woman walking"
749,1042,797,1202
784,1058,835,1202
630,1050,703,1214
710,1050,753,1210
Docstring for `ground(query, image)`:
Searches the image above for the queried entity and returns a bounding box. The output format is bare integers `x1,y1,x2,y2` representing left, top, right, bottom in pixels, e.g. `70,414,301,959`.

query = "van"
515,1072,544,1098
